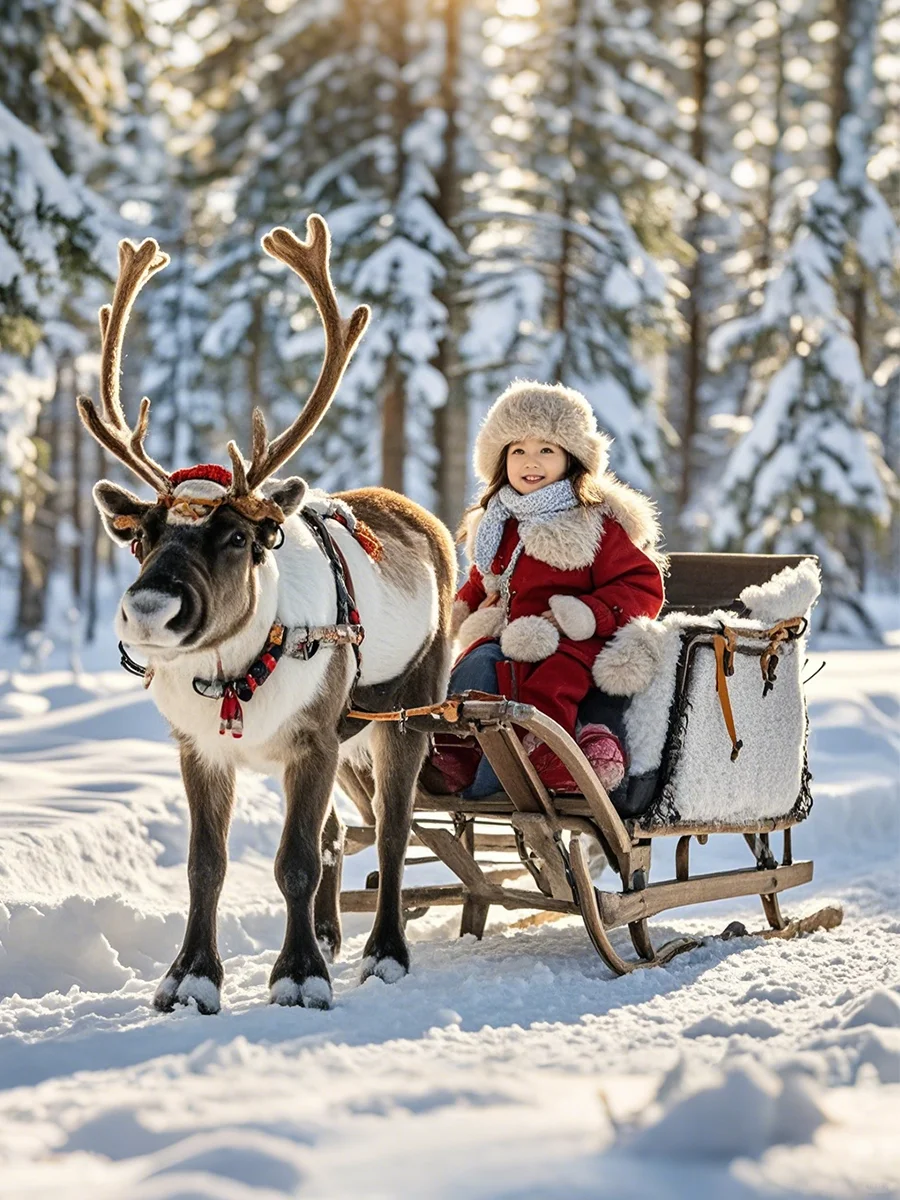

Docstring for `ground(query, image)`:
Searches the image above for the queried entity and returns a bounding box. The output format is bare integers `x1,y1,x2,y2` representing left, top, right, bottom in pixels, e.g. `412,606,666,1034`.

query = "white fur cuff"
457,604,505,648
592,616,667,695
450,600,470,639
500,615,560,662
549,595,596,640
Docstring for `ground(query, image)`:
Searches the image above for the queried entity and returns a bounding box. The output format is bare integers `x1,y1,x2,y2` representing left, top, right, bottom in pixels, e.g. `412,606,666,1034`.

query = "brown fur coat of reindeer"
80,217,456,1013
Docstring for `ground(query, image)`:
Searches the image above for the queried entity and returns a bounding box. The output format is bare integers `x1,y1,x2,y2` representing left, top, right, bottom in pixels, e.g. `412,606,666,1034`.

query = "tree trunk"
85,439,105,643
676,0,710,524
380,0,411,496
830,0,867,370
433,0,468,530
758,13,786,282
247,293,264,423
550,0,583,380
13,363,63,636
70,359,83,605
382,356,406,492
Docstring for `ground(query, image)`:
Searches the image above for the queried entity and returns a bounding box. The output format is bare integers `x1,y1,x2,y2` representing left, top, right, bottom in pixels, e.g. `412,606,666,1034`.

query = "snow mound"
139,1128,307,1192
0,894,202,1000
684,1014,781,1039
842,988,900,1029
626,1058,829,1160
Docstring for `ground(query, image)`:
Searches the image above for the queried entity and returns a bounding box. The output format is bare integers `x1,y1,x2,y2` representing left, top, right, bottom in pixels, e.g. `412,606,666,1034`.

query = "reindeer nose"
120,588,184,643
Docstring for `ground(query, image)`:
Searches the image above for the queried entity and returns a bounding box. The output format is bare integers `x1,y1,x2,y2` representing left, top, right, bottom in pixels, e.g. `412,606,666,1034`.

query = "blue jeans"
448,641,507,798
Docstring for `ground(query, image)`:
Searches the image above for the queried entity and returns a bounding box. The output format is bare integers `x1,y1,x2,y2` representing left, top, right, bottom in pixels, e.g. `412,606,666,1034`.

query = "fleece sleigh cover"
592,560,821,826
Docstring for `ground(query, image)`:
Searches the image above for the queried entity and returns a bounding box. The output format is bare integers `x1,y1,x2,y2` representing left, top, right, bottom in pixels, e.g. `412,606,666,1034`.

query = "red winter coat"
452,500,664,736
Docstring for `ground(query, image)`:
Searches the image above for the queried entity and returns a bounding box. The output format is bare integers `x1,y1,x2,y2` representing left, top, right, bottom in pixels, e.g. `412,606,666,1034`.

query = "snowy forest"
2,0,899,642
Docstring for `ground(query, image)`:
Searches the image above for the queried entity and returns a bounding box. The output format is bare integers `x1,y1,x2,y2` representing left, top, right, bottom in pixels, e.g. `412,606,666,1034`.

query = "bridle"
119,492,377,738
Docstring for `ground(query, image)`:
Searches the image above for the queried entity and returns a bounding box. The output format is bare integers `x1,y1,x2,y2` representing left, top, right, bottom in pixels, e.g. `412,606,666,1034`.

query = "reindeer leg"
154,745,234,1015
360,721,425,983
315,803,344,963
270,735,339,1009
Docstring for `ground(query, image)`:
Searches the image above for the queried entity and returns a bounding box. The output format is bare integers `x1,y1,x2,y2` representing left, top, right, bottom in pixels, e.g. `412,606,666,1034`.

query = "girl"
430,381,665,798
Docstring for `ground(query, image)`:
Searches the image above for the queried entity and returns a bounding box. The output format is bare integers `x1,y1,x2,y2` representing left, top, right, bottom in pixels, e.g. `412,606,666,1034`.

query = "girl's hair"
456,446,606,541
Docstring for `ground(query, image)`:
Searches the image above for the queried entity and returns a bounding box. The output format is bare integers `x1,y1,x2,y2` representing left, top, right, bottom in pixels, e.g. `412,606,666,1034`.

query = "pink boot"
522,724,626,794
577,723,626,792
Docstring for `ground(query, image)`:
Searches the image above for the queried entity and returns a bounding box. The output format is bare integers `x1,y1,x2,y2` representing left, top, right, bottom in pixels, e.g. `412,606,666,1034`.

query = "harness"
120,507,371,739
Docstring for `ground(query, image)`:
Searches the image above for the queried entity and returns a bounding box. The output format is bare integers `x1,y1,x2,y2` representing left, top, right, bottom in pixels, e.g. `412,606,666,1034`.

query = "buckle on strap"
283,624,365,657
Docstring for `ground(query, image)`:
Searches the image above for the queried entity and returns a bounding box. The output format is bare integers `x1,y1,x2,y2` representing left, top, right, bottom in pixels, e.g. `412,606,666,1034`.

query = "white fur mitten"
548,594,596,640
457,604,505,648
591,616,667,695
500,615,560,662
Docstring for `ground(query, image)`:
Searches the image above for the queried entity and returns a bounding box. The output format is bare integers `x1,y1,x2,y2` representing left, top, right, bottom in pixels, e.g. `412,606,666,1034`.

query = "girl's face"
506,438,568,494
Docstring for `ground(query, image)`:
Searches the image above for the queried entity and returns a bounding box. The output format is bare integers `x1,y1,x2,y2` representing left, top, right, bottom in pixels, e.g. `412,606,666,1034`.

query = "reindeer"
80,216,456,1013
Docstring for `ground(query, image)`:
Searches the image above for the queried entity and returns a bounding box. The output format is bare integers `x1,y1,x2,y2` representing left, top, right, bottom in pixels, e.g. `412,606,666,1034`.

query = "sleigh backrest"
662,554,813,616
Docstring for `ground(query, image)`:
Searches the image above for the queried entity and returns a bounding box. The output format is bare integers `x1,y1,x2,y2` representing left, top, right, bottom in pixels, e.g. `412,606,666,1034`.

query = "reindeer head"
82,216,369,656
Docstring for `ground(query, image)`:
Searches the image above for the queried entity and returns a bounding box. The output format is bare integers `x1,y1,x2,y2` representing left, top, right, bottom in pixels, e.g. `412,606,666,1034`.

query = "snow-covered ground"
0,616,898,1198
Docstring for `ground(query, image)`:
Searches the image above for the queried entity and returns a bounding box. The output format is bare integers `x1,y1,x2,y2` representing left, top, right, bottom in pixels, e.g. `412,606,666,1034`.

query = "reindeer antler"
228,214,370,494
77,238,172,494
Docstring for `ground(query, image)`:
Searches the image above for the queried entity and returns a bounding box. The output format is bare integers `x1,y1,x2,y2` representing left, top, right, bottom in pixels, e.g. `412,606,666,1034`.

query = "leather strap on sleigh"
713,630,743,761
712,617,806,762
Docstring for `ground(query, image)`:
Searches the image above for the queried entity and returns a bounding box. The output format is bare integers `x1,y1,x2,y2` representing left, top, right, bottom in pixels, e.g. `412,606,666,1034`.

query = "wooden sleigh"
339,553,843,976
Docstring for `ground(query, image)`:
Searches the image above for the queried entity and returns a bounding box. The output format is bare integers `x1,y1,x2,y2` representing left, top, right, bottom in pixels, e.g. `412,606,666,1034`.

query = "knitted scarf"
473,479,579,576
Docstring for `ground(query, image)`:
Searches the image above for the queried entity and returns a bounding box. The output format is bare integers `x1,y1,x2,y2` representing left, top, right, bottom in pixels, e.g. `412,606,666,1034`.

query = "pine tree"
192,0,460,507
0,0,118,633
709,184,896,631
470,0,689,491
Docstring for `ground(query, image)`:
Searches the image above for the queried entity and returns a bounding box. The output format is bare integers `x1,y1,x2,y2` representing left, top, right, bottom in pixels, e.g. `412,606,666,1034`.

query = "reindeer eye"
230,530,248,549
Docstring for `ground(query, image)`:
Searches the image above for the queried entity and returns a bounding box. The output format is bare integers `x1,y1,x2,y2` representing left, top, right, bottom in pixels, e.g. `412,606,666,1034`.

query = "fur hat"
474,381,611,482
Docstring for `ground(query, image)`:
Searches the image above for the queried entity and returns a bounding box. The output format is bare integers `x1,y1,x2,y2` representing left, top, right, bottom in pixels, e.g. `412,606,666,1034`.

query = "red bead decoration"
219,685,244,738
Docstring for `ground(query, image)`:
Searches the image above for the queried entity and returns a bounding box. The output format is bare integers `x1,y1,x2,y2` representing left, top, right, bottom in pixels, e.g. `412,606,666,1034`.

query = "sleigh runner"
340,551,843,975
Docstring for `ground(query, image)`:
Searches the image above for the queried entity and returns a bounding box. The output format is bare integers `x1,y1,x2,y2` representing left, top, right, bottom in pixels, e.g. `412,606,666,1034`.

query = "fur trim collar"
465,474,662,572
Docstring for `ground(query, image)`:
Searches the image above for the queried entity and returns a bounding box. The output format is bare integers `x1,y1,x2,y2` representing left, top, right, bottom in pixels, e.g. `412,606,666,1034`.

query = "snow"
0,622,898,1196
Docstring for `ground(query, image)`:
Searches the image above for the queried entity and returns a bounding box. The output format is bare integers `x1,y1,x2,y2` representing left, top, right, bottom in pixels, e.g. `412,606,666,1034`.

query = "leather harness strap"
346,697,463,725
299,509,365,707
345,690,502,727
713,629,743,762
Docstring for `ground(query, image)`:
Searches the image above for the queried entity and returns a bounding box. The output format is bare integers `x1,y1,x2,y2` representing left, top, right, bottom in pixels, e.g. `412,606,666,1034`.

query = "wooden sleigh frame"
339,553,843,975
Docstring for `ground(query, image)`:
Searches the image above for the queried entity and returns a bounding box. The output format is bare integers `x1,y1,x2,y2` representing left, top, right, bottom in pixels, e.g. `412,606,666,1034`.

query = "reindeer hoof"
154,973,221,1015
360,955,408,985
269,975,333,1010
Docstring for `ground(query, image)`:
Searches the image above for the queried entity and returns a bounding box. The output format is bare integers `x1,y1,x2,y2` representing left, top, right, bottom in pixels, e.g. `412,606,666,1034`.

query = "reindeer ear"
93,480,153,545
262,476,308,518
